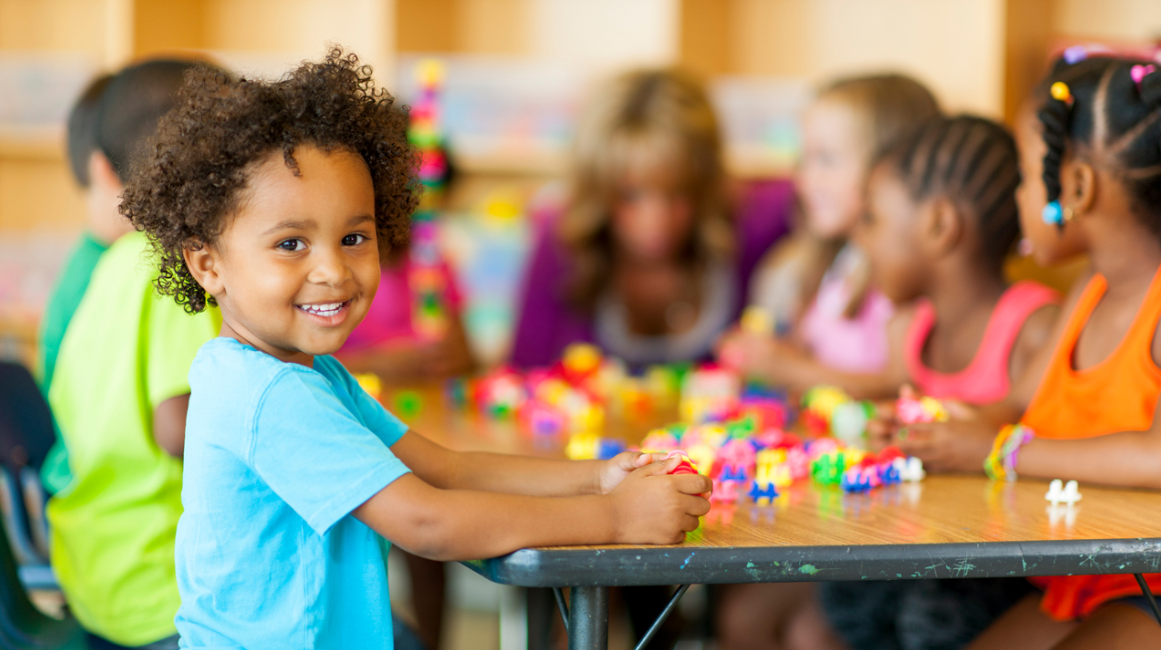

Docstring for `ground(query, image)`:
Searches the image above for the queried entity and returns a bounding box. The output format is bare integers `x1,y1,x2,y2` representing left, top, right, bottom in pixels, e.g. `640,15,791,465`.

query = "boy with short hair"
45,59,222,650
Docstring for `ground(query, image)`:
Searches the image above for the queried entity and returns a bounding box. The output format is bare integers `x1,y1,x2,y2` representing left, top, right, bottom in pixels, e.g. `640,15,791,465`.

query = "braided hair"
878,115,1022,271
1037,55,1161,236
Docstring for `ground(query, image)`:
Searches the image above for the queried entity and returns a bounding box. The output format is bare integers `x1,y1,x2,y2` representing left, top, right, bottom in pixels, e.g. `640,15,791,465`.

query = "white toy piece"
1045,479,1082,505
894,457,926,482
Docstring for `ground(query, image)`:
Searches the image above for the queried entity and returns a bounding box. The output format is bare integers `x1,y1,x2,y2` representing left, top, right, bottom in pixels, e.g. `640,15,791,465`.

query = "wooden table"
385,386,1161,649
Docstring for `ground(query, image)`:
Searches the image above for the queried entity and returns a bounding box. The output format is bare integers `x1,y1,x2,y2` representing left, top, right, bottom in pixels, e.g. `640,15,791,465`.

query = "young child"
119,49,710,649
898,55,1161,648
511,68,794,370
718,74,940,398
818,115,1060,650
716,115,1059,650
44,58,223,650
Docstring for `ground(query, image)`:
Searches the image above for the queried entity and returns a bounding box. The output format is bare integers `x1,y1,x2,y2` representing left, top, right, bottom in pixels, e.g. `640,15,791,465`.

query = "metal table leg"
567,586,609,650
1133,573,1161,627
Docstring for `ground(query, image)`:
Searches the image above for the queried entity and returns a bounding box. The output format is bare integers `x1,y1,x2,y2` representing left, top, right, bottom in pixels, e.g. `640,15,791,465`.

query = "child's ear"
923,197,962,257
183,241,225,299
1062,159,1096,216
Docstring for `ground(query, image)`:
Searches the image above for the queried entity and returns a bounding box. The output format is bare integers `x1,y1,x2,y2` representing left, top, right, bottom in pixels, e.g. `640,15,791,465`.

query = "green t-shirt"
38,231,108,392
38,231,108,495
47,231,219,646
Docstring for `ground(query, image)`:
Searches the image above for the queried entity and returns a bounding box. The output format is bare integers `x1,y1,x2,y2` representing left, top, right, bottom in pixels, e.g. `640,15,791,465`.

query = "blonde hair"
558,68,734,311
819,73,941,169
771,73,941,319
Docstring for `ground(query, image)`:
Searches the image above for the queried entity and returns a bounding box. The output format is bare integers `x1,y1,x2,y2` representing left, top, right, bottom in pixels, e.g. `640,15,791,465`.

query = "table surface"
385,386,1161,587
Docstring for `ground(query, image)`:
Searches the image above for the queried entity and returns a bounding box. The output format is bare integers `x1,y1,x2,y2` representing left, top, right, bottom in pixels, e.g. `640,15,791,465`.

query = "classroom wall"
1053,0,1161,43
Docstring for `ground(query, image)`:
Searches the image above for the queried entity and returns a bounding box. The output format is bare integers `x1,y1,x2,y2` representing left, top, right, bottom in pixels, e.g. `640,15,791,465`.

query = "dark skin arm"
716,306,914,400
153,394,190,458
896,270,1161,489
353,432,712,561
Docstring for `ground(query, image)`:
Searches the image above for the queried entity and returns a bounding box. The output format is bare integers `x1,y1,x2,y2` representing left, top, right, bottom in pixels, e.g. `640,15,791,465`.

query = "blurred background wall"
2,0,1160,364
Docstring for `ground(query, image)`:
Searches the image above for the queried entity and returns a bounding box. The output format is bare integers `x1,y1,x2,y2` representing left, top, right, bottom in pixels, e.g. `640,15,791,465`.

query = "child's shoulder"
191,340,353,403
190,338,304,398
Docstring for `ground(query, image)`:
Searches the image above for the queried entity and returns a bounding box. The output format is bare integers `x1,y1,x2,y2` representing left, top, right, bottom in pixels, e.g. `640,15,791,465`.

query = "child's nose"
308,247,354,286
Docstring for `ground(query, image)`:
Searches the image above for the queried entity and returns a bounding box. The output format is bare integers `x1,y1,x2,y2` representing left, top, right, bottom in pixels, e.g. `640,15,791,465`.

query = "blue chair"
0,514,85,649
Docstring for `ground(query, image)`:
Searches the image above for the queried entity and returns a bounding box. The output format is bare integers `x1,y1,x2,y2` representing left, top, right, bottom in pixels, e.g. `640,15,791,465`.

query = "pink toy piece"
718,439,756,474
896,396,943,424
786,446,810,480
710,479,739,503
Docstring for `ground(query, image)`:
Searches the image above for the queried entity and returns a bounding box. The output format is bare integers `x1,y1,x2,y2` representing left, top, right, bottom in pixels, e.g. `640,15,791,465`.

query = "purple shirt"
510,179,795,368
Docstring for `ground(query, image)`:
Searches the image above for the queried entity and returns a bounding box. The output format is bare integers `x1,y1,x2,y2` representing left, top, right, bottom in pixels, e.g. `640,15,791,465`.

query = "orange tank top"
1023,268,1161,438
1023,265,1161,621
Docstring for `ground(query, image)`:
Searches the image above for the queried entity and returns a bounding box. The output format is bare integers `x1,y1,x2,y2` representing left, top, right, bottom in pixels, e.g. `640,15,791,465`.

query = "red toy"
663,450,699,475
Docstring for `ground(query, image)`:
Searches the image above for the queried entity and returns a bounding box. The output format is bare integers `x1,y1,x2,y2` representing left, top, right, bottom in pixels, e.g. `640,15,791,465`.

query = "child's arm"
390,431,661,497
353,457,711,561
717,307,914,400
153,393,190,458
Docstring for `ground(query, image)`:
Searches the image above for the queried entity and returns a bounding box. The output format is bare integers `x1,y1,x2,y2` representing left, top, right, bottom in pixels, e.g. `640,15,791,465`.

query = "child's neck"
219,320,315,368
922,261,1007,371
1087,220,1161,299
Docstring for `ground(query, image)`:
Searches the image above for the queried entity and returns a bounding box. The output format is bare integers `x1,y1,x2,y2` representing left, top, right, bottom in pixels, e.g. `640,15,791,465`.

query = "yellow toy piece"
563,343,603,376
802,385,851,420
921,396,950,422
353,372,382,400
740,306,774,336
566,433,599,460
686,444,717,476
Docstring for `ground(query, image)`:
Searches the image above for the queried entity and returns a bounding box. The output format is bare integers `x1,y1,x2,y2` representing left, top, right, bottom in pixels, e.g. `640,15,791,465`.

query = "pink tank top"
904,281,1059,404
800,246,894,372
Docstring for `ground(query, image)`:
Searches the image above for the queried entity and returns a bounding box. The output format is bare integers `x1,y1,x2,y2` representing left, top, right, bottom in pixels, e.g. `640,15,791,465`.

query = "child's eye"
342,233,369,246
278,239,306,252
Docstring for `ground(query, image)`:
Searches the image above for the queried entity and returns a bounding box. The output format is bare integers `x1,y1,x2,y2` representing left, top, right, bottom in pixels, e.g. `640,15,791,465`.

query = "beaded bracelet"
984,424,1035,481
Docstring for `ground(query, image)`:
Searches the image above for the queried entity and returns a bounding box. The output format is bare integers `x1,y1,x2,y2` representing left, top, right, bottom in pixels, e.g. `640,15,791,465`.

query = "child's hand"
896,419,996,474
597,451,664,494
606,457,712,545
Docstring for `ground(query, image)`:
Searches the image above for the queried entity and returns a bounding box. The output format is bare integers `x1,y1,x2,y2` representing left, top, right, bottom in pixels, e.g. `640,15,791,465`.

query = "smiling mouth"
295,300,352,319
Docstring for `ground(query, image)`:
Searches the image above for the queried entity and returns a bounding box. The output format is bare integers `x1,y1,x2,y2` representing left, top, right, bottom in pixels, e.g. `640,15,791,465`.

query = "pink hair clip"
1131,64,1156,86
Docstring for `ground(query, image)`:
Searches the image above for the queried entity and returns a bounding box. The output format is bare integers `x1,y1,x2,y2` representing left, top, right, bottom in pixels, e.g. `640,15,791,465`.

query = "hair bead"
1050,82,1073,104
1042,201,1063,225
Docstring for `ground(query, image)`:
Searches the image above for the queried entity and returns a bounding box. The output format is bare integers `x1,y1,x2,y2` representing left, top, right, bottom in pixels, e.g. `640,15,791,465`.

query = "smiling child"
119,49,711,649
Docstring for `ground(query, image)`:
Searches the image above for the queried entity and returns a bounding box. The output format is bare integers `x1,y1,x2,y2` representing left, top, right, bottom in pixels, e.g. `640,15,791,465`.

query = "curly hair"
121,47,417,313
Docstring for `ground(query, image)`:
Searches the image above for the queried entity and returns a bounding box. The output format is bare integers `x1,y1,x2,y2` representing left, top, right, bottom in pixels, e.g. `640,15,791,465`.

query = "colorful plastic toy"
353,372,382,400
664,450,700,476
896,395,948,424
831,400,873,446
394,390,422,418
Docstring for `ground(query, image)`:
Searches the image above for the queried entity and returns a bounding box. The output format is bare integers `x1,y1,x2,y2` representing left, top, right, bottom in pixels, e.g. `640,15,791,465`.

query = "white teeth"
298,301,345,316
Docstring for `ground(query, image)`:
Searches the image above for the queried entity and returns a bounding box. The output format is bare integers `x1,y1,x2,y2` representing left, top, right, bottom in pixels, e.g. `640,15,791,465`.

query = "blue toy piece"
721,465,748,483
840,467,874,493
748,481,779,502
596,438,626,461
878,462,902,485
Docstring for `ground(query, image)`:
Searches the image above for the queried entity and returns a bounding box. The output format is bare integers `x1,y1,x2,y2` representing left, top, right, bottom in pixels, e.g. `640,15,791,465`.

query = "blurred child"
511,68,794,370
44,59,220,650
898,55,1161,648
118,50,710,649
817,116,1059,650
36,72,117,493
716,115,1058,650
38,73,114,395
718,74,940,398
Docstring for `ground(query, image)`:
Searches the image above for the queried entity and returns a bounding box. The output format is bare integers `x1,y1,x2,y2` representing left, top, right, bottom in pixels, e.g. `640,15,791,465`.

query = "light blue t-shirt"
175,338,411,649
